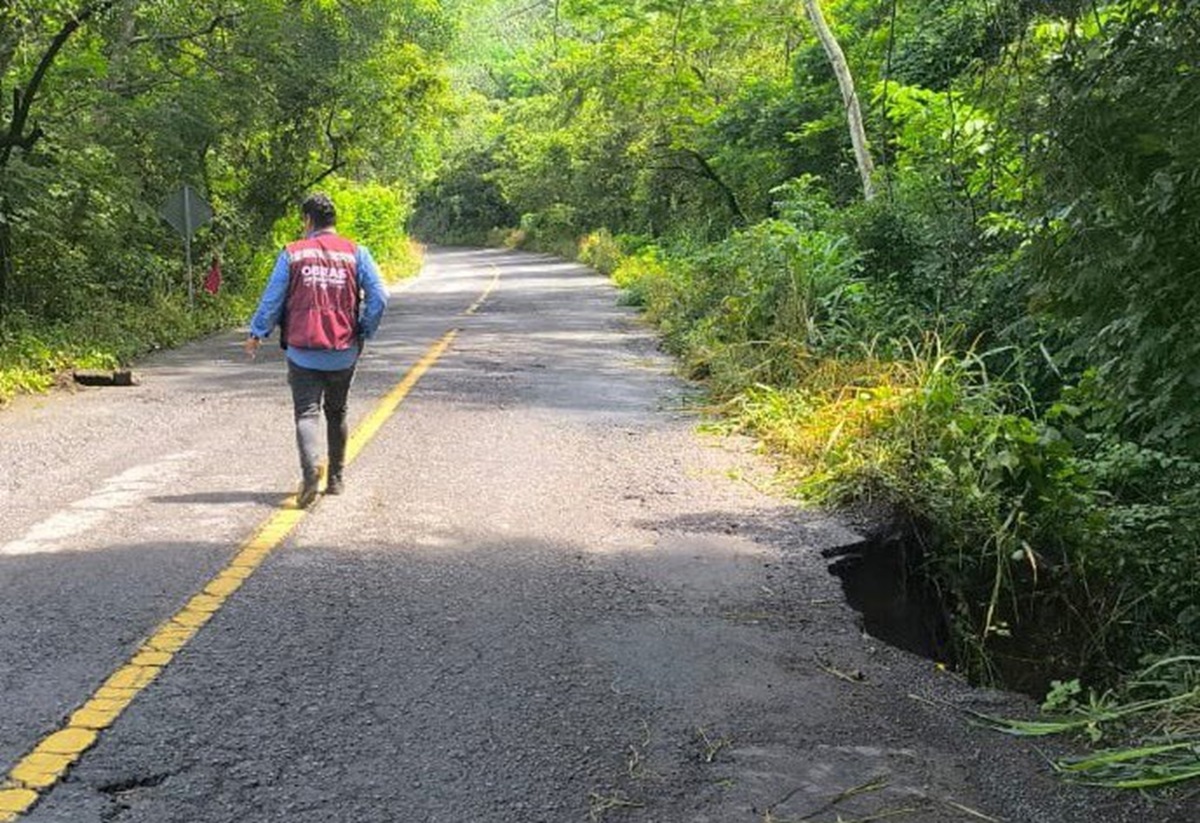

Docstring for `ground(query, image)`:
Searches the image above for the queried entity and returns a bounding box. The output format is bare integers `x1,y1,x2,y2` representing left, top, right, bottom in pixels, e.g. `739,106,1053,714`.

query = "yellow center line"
0,269,498,820
464,265,500,316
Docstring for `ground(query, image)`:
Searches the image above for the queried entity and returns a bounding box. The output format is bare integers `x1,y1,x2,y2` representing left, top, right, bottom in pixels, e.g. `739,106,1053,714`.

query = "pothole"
824,527,954,668
98,773,170,795
98,772,172,822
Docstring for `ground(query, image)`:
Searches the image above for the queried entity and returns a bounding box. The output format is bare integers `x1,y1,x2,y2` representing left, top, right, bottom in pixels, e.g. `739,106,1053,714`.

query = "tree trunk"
0,200,12,321
0,0,114,318
0,0,115,165
802,0,876,201
0,252,7,321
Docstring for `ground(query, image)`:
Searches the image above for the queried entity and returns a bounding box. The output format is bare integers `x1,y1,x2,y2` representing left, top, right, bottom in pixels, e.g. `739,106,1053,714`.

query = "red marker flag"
203,256,222,295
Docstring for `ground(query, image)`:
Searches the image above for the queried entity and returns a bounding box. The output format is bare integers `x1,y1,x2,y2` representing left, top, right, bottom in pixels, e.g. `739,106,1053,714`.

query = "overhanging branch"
681,148,747,224
128,12,241,47
1,0,116,164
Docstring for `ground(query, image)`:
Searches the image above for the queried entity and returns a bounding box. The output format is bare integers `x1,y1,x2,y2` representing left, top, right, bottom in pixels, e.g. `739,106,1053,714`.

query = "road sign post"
160,185,213,309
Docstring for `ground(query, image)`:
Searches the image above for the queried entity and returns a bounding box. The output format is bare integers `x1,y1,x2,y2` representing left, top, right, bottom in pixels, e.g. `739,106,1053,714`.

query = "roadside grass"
0,293,249,406
720,357,917,502
717,342,1108,684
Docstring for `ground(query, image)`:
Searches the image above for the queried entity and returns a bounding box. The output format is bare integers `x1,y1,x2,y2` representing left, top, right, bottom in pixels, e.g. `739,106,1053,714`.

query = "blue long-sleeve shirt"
250,234,389,371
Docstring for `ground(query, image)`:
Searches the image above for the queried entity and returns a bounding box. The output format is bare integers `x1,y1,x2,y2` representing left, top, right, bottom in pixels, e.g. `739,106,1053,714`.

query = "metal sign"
161,185,212,240
160,185,213,308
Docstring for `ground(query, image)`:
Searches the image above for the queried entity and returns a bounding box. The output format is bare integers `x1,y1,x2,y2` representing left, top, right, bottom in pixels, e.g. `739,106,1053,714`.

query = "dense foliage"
419,0,1200,692
0,0,450,394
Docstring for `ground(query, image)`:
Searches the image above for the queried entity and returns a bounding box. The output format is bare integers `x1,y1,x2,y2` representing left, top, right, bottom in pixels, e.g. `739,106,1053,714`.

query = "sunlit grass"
0,293,245,404
722,356,919,503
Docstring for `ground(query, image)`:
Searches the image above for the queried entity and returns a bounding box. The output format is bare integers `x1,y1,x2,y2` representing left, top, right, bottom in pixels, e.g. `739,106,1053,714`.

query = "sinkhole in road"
824,527,955,669
824,523,1087,697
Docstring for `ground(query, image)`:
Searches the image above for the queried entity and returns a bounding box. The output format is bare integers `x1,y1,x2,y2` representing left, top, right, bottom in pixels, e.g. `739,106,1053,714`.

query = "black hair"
301,192,337,229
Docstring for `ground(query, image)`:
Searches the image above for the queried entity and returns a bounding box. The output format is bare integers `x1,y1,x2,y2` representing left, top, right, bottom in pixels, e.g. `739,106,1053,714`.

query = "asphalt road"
0,248,1188,822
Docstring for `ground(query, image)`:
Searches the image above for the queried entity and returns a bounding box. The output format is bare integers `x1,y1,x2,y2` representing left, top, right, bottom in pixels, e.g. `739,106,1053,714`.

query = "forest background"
3,0,1200,766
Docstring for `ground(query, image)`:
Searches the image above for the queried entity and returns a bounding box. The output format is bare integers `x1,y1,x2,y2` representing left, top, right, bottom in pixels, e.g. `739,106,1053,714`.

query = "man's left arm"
356,246,390,341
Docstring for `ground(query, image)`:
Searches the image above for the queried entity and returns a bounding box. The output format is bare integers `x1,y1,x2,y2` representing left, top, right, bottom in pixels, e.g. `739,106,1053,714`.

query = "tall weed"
613,219,865,395
730,342,1108,682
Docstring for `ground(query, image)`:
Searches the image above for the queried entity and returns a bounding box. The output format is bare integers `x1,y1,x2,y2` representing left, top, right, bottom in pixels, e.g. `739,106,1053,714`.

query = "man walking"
245,192,389,507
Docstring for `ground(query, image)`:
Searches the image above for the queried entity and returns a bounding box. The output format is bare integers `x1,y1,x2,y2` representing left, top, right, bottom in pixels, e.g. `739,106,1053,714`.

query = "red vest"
283,232,359,351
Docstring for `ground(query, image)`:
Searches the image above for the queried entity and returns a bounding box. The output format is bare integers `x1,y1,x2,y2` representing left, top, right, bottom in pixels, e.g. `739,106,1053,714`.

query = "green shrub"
514,205,580,258
1024,3,1200,452
322,178,420,283
620,219,865,394
0,290,245,405
610,246,675,314
577,229,622,276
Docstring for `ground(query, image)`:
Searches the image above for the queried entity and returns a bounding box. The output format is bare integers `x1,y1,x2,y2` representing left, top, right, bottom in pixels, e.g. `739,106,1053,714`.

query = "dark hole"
73,369,138,387
825,530,954,667
824,525,1084,698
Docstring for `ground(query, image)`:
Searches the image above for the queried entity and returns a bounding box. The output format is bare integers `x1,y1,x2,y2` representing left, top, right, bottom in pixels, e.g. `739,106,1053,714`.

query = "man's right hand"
245,336,261,359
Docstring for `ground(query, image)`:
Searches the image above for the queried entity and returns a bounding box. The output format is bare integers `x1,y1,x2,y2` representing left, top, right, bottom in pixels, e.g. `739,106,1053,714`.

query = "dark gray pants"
287,361,355,482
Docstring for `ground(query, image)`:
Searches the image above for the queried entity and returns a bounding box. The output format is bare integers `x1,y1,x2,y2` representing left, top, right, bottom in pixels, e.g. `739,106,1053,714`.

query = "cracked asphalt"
0,248,1190,822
